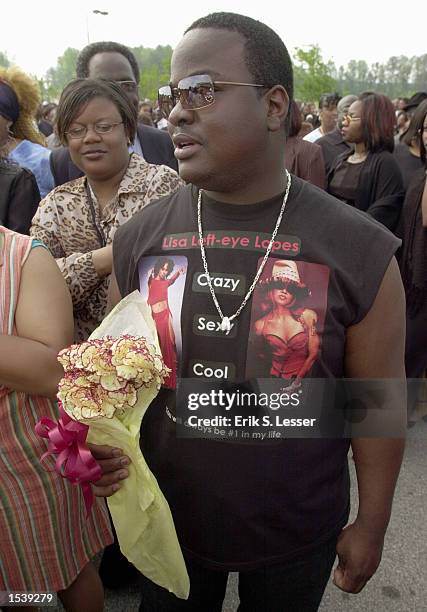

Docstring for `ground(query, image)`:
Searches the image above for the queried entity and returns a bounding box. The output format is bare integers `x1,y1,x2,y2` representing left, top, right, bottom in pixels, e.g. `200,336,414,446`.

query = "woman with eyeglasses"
397,100,427,424
31,79,182,342
327,93,404,232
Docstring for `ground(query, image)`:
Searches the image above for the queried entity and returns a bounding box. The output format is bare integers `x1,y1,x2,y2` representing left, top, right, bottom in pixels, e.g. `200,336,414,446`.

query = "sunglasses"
342,114,361,123
115,80,138,93
158,74,267,116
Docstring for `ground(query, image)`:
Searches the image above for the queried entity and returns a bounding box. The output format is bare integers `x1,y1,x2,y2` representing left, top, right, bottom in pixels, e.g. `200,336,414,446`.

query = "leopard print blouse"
31,153,183,342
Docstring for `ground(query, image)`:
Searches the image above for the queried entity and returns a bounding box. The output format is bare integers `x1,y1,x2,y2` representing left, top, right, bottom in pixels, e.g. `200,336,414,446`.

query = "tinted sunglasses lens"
178,75,214,110
158,86,174,118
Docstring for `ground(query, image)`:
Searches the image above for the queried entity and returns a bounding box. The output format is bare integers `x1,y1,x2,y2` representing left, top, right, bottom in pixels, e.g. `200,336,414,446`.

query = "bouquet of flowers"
37,291,189,599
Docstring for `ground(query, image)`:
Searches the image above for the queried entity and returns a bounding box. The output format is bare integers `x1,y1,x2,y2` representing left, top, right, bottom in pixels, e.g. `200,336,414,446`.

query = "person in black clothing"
0,159,40,234
0,114,40,233
37,103,57,137
317,94,356,175
398,101,427,422
50,41,177,187
328,93,404,232
90,12,405,612
284,100,326,188
393,100,426,191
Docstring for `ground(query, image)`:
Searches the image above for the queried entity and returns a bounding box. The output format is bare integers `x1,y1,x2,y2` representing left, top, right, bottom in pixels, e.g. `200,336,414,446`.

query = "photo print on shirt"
246,258,330,381
138,255,188,390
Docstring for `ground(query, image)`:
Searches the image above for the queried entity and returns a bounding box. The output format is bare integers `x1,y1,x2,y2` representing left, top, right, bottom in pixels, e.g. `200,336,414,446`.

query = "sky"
2,0,426,79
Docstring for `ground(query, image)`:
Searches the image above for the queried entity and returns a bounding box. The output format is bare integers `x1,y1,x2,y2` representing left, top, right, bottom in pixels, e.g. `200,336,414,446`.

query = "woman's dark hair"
402,99,427,160
56,78,137,145
287,100,302,138
359,93,395,153
153,257,174,277
319,92,340,109
408,99,427,164
42,102,57,120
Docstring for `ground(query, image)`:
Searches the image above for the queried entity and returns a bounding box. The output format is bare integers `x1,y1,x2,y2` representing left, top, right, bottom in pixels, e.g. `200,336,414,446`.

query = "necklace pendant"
220,316,231,334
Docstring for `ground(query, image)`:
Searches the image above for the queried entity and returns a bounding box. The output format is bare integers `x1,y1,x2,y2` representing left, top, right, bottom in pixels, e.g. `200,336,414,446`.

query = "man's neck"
203,160,287,205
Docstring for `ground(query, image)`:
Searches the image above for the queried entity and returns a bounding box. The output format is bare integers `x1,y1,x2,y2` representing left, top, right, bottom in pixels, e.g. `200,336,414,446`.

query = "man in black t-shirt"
90,13,406,612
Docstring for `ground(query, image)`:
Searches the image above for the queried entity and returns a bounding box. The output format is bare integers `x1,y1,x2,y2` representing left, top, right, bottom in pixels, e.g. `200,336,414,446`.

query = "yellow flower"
100,373,128,391
57,335,169,420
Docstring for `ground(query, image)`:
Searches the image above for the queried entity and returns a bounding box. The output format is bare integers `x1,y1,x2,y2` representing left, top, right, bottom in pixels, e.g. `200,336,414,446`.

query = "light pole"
86,9,109,44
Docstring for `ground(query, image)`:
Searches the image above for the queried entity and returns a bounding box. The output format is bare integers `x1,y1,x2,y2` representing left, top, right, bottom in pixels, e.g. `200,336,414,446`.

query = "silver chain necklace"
197,170,292,334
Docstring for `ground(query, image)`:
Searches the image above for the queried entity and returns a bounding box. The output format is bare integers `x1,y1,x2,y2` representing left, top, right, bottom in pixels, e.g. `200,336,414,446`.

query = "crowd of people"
0,9,424,612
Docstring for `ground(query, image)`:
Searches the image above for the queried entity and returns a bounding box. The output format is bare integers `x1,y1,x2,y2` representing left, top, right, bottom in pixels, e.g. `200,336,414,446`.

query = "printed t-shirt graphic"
246,258,330,381
138,255,188,389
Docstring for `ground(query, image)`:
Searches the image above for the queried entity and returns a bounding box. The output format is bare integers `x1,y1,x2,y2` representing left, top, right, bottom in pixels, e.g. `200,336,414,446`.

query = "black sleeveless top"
113,177,400,570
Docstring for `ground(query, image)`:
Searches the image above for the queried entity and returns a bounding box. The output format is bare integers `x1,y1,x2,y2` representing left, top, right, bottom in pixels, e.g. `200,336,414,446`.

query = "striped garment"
0,227,113,591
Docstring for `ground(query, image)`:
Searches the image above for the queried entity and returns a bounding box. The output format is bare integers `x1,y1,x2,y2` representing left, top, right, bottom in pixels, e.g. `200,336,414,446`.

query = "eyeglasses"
65,121,123,139
158,74,267,116
115,80,138,93
342,114,361,123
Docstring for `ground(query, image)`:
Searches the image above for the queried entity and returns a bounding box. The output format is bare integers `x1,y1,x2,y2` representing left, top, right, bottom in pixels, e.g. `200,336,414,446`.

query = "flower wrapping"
57,291,189,599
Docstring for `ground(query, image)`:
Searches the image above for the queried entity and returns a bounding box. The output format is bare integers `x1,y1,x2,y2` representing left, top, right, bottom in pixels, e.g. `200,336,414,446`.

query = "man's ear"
266,85,289,132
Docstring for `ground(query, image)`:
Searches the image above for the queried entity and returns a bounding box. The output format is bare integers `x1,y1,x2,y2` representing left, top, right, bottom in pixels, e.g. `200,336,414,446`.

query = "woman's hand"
89,443,131,497
92,245,113,277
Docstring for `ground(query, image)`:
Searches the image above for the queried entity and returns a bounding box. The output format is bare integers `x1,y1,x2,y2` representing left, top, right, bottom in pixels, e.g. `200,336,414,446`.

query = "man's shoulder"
303,128,321,143
50,146,83,185
297,138,322,156
317,129,342,147
137,124,177,170
0,160,24,177
138,123,172,143
50,145,69,159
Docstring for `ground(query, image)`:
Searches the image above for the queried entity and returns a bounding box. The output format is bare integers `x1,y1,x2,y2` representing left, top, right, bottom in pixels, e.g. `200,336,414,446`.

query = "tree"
412,54,427,93
292,45,337,103
131,45,172,101
0,51,10,68
43,48,79,100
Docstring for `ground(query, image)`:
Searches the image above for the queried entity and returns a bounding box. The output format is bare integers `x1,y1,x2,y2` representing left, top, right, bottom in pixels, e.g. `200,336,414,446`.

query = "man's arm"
334,256,406,594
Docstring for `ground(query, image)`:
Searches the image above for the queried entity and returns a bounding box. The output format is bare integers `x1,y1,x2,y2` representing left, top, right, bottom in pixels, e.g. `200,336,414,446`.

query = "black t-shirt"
113,177,400,570
393,143,424,192
328,160,364,206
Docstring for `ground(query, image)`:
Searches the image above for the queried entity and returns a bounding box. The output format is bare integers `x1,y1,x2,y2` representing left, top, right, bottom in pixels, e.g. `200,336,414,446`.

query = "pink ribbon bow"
35,402,102,517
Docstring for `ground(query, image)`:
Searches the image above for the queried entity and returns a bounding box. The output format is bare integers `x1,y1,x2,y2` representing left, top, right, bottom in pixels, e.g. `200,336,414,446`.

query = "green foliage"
293,46,337,103
334,54,427,99
42,48,79,101
23,42,427,104
0,51,10,68
292,45,426,102
37,45,172,103
130,45,172,101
